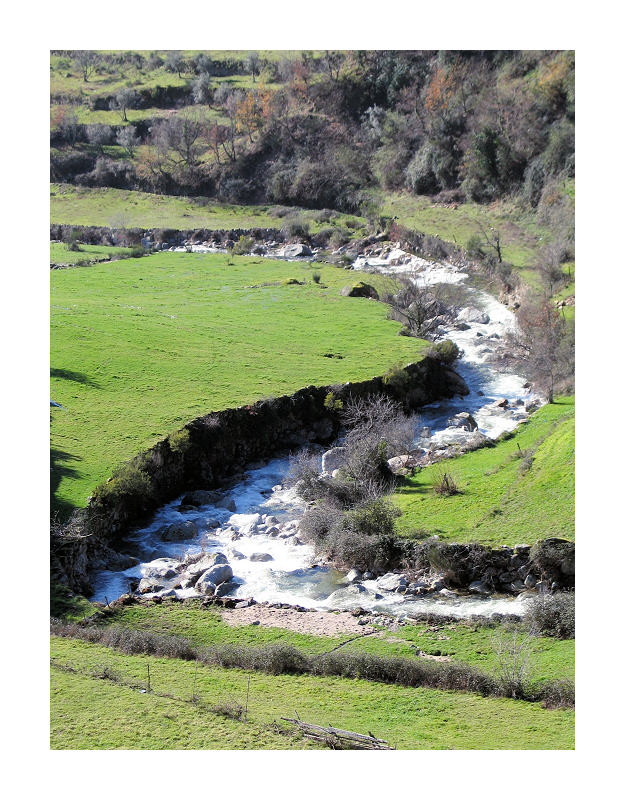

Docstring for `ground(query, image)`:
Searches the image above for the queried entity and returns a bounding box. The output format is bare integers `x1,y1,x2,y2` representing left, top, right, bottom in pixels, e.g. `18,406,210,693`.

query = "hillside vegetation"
51,251,427,514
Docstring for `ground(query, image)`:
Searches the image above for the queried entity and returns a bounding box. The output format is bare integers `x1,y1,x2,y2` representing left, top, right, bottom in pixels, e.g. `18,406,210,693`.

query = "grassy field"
380,191,552,282
394,397,575,546
50,242,133,265
50,50,320,102
51,102,229,128
96,601,574,684
51,251,426,515
50,636,574,750
50,183,367,233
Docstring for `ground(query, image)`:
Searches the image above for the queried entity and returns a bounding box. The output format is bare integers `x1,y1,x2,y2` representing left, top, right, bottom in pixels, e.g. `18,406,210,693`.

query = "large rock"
340,282,379,300
138,577,165,594
195,574,217,596
186,552,229,576
143,558,181,579
377,573,407,592
282,243,312,258
215,497,236,512
448,412,478,431
197,563,234,587
322,447,346,474
345,568,362,584
180,490,221,507
249,552,274,562
387,454,416,475
158,521,198,542
468,580,491,595
457,306,490,325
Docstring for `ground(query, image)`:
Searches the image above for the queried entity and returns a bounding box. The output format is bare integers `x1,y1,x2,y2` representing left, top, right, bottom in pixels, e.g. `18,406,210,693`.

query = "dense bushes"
525,593,575,639
289,396,415,571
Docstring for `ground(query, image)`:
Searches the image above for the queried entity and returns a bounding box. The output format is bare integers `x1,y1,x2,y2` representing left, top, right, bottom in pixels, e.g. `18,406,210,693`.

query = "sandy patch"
219,605,378,636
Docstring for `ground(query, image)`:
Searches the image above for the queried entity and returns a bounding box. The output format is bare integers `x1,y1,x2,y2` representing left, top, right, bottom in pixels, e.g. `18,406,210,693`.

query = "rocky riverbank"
52,357,468,595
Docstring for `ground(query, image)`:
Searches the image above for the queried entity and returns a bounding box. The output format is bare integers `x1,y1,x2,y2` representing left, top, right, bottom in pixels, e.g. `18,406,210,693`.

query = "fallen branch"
281,718,394,750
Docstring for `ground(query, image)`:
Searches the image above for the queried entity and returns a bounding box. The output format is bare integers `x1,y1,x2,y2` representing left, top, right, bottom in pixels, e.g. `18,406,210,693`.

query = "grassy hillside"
394,397,575,546
50,183,366,233
50,636,574,750
51,251,427,515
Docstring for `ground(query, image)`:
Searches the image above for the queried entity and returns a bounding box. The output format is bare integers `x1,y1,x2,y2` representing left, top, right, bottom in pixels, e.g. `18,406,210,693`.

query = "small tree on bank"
506,292,574,403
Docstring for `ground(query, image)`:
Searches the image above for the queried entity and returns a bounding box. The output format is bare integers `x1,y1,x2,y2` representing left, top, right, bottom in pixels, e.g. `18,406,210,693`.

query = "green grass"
99,601,575,684
51,251,426,515
50,242,133,265
50,637,574,749
50,583,98,621
50,50,318,102
394,397,575,546
50,183,366,233
380,191,552,283
51,102,229,128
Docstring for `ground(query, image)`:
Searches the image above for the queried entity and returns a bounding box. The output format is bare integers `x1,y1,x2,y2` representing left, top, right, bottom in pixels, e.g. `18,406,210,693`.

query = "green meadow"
50,636,574,750
50,242,133,265
50,183,366,233
51,251,426,515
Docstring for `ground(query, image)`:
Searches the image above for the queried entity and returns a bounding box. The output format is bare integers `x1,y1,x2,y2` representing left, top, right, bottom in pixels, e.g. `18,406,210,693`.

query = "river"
90,247,540,618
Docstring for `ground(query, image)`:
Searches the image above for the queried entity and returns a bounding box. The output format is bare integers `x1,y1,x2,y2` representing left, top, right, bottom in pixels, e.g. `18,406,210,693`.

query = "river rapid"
90,247,540,619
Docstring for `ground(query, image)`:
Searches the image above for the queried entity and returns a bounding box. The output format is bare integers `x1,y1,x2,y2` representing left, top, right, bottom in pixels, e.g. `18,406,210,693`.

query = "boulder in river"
457,306,490,325
377,573,407,592
159,521,198,542
143,558,181,579
215,497,236,512
186,552,229,576
197,563,234,587
448,412,478,431
468,580,491,595
180,490,221,507
345,568,362,584
249,552,274,562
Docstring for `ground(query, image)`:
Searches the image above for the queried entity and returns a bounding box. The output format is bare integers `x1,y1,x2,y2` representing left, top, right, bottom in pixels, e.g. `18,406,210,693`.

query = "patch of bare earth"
219,605,378,636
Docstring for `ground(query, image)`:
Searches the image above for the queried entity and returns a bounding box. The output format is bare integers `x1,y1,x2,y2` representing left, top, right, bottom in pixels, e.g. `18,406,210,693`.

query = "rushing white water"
91,249,538,618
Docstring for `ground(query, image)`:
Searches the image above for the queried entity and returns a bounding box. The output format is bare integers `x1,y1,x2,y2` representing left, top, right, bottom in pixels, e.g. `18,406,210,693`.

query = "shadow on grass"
50,447,81,521
51,367,100,388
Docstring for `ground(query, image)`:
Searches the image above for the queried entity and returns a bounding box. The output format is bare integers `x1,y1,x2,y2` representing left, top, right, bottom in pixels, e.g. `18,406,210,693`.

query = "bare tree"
110,88,139,122
74,50,98,82
536,240,567,295
244,51,261,83
87,124,114,155
59,109,79,148
380,273,450,338
475,220,503,263
492,628,536,699
506,291,574,403
164,51,185,78
192,72,213,105
116,125,140,158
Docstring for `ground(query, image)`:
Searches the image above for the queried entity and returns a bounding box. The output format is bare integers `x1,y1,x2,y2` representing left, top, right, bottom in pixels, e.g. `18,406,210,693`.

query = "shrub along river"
91,248,541,618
